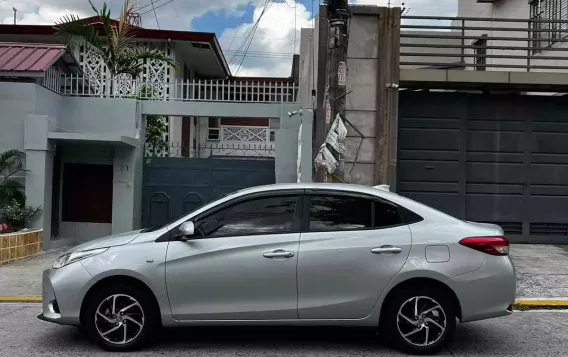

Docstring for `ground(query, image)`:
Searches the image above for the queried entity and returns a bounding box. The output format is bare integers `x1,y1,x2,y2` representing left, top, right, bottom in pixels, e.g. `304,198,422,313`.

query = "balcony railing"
51,74,298,103
400,16,568,72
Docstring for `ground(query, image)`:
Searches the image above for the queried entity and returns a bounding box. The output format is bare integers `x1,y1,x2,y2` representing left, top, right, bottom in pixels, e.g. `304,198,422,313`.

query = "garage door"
398,92,568,243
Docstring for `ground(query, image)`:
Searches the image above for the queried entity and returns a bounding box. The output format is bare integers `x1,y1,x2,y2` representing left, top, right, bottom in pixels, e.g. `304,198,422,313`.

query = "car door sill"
170,317,373,327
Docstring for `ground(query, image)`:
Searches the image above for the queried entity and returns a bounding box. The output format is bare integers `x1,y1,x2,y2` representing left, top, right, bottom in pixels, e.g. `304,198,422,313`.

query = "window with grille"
473,37,487,71
530,0,568,53
207,117,220,141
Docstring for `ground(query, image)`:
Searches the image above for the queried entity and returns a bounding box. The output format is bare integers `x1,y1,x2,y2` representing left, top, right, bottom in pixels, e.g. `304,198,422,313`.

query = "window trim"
163,190,305,241
300,190,409,233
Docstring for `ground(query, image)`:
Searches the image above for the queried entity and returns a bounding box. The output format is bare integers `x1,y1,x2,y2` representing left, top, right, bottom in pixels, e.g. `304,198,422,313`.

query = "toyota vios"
39,183,516,355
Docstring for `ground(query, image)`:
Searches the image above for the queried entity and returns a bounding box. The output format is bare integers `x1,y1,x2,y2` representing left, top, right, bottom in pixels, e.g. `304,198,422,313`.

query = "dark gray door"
142,158,275,228
398,92,568,243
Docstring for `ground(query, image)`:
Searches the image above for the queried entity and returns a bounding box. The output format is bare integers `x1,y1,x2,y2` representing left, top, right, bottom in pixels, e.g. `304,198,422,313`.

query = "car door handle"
263,250,295,259
371,246,403,254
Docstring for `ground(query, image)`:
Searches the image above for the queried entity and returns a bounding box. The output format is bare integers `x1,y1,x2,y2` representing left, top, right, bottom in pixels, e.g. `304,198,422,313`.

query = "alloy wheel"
396,296,447,347
94,294,145,345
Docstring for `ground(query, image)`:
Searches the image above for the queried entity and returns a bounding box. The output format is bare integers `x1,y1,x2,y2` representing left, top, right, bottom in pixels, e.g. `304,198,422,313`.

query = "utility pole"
13,8,17,25
323,0,350,182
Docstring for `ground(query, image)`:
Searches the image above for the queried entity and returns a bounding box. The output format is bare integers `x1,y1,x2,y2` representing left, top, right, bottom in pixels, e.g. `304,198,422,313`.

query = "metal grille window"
473,37,487,71
530,0,568,53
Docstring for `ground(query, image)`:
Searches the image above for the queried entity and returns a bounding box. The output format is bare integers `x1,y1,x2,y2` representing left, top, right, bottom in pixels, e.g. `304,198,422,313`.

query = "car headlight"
52,248,109,269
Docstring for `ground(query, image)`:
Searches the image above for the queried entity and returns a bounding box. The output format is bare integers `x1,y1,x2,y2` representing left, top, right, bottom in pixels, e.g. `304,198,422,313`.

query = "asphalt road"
1,303,567,357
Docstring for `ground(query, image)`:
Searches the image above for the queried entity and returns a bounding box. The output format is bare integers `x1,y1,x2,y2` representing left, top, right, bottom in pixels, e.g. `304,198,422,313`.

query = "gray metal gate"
142,157,275,227
398,92,568,243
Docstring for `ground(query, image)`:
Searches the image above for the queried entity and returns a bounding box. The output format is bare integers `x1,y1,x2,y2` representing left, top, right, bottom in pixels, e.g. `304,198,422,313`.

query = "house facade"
455,0,568,74
300,4,568,243
0,19,311,249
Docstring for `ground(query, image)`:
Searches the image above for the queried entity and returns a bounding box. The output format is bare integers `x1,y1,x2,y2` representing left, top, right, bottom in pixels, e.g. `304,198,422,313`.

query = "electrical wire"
231,0,273,73
235,0,272,76
139,0,174,15
226,1,252,52
149,0,161,29
134,0,168,13
228,0,272,65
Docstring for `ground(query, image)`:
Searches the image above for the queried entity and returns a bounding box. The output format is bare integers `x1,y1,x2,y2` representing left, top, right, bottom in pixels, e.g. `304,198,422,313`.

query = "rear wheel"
83,284,159,351
384,287,456,355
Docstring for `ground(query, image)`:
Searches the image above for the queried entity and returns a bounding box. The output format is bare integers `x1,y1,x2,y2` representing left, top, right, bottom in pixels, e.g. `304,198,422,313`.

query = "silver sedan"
38,183,516,355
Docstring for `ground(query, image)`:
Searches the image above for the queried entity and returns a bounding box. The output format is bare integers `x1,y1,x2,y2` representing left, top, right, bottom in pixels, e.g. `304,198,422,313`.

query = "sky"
0,0,459,77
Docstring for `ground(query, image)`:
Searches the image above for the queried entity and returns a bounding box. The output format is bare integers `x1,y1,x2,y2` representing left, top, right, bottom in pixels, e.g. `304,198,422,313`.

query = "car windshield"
140,190,240,233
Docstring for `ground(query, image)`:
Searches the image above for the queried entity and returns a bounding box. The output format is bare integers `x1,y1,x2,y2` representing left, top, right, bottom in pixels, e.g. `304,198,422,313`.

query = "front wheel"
83,284,159,351
384,287,456,355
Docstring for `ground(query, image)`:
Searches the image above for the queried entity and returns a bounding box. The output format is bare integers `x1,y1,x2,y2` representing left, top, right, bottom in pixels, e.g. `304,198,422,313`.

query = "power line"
226,1,252,52
234,0,273,75
149,0,161,29
135,0,168,13
229,0,272,66
139,0,174,15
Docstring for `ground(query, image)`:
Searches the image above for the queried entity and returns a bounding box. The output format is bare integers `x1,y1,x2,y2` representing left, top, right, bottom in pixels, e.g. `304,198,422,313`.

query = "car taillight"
459,236,509,256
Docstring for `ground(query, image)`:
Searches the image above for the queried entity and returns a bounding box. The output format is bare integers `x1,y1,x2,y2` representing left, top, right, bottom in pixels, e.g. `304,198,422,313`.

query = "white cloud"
219,1,314,77
0,0,461,77
0,0,256,27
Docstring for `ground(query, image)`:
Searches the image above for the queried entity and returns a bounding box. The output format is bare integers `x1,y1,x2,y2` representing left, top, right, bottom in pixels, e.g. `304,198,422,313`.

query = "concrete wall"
0,82,143,247
342,9,381,185
0,83,36,152
59,97,139,137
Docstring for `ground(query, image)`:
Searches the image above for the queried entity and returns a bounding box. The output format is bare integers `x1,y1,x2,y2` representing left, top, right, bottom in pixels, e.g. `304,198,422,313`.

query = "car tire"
83,284,159,352
383,286,456,355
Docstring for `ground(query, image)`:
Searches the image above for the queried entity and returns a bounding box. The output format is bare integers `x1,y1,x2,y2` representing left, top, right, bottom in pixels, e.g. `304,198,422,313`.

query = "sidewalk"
511,244,568,299
1,244,568,305
0,245,70,298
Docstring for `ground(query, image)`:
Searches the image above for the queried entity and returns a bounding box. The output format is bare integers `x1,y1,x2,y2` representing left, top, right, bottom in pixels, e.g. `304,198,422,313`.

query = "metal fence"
50,74,298,103
400,16,568,72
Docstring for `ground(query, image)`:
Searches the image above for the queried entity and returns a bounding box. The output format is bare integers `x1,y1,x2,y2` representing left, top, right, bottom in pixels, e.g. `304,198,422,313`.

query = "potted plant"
0,199,42,232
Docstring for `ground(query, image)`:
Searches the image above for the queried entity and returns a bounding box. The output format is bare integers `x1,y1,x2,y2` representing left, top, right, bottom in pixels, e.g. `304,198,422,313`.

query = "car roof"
233,183,398,200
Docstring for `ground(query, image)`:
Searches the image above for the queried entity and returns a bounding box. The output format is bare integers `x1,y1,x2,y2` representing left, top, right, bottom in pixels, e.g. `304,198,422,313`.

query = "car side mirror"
177,221,195,239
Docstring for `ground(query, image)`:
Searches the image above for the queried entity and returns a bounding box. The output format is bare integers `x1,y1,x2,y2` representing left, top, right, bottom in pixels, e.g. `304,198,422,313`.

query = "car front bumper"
38,262,96,326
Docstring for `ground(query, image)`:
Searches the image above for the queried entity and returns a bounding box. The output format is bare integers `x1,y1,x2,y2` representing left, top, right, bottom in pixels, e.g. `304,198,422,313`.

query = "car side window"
374,199,404,228
193,195,298,238
308,195,373,232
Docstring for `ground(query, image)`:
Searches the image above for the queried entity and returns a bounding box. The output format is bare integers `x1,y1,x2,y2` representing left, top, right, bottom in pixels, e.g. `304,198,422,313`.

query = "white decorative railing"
198,143,275,158
50,74,298,103
41,66,64,93
222,126,271,143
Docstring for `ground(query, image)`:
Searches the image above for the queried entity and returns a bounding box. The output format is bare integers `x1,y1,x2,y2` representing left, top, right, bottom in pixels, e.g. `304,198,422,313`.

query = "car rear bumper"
448,255,516,323
39,262,96,326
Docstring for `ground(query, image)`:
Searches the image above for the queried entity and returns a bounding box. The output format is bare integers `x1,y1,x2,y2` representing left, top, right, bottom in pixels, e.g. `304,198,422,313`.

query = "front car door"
165,191,302,321
297,190,412,319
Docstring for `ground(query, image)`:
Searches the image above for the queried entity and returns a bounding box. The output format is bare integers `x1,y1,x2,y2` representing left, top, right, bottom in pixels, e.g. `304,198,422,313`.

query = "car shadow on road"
42,323,515,355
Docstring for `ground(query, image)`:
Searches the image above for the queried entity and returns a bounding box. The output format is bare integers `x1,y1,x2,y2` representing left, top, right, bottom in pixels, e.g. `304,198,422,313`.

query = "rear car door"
297,190,412,319
165,191,302,321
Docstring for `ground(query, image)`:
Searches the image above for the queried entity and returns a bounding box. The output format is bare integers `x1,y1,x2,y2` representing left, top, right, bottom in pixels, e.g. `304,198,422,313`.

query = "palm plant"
54,0,176,79
0,149,26,207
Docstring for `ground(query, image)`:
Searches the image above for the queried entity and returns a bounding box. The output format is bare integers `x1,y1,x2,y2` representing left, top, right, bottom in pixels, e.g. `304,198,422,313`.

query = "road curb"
0,296,41,303
514,299,568,310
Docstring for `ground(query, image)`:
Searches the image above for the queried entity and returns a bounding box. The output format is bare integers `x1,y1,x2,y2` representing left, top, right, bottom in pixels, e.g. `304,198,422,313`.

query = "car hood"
66,229,144,253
